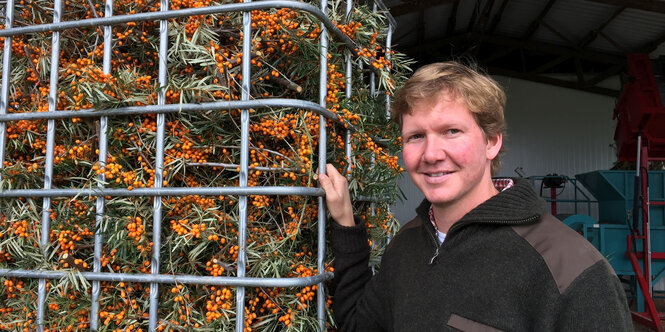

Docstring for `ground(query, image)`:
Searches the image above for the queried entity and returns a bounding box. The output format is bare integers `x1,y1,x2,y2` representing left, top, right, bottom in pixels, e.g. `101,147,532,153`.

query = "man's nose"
422,136,446,163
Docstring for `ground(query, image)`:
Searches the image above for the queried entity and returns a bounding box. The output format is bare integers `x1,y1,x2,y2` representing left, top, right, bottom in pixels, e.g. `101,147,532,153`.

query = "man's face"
401,93,502,209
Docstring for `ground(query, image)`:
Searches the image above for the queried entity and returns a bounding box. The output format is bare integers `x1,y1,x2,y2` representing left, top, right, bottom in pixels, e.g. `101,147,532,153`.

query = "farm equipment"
560,54,665,331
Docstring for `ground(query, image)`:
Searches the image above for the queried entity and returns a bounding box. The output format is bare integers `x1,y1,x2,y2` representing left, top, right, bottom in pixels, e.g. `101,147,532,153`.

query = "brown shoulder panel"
447,313,505,332
511,214,605,294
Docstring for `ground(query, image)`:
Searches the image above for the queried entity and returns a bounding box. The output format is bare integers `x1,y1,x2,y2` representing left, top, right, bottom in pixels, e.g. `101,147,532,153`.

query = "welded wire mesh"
0,0,397,331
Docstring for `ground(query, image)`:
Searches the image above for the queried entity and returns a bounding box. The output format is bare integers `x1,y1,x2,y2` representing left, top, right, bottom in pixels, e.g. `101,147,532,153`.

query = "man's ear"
486,133,502,160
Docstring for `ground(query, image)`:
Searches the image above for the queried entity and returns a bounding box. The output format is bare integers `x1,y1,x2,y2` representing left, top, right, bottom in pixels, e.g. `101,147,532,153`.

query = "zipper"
428,230,440,265
426,221,440,265
427,214,540,265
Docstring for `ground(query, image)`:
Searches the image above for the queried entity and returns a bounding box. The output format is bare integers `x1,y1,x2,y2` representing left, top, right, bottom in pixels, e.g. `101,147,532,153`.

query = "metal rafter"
531,6,624,78
578,6,625,49
487,0,510,35
585,0,665,14
466,1,480,33
389,0,455,17
522,0,557,41
489,66,619,96
402,32,623,65
474,0,496,33
586,64,622,86
445,0,460,37
638,29,665,53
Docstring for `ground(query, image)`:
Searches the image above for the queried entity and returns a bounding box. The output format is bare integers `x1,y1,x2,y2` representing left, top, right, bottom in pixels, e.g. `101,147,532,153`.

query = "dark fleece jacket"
330,179,632,331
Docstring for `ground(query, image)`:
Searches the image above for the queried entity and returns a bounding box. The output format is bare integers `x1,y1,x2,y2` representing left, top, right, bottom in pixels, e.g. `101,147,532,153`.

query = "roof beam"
540,20,577,47
488,66,620,96
482,45,518,64
585,0,665,14
529,55,570,75
578,6,625,48
598,31,630,53
390,0,457,17
478,0,497,32
400,32,623,64
446,1,460,36
522,0,558,41
467,1,481,32
637,29,665,53
487,0,511,35
585,64,622,86
575,57,585,83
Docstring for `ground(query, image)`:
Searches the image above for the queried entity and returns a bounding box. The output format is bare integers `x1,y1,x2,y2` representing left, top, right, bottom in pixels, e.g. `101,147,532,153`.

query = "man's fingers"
325,163,342,177
318,173,332,191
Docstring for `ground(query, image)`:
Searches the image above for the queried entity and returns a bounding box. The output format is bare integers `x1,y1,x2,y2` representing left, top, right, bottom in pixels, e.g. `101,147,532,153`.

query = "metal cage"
0,0,394,330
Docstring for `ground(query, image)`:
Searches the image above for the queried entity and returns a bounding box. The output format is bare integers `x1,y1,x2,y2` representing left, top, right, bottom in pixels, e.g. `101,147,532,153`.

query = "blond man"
320,61,632,331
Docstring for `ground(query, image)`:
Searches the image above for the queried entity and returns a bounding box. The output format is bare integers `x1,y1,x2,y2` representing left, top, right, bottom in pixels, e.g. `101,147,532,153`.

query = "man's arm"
320,164,390,331
330,221,390,331
556,260,633,331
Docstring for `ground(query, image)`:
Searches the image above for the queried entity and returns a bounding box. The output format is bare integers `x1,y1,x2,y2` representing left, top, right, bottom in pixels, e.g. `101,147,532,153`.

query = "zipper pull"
429,247,439,265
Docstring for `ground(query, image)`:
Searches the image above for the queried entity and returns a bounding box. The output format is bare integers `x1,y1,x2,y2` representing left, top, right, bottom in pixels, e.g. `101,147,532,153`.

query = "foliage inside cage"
0,0,412,330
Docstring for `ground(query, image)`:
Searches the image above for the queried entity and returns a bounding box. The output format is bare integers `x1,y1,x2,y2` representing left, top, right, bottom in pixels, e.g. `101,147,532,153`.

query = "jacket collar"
416,178,545,237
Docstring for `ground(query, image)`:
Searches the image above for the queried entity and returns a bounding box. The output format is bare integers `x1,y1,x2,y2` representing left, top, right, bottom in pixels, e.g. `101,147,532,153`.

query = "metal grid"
0,0,394,331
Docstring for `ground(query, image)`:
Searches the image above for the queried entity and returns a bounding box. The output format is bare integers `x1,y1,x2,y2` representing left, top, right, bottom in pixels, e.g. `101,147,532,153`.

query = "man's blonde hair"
391,61,507,175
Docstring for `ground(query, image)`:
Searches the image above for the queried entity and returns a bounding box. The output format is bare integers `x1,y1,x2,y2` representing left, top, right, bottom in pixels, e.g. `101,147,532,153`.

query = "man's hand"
318,163,355,227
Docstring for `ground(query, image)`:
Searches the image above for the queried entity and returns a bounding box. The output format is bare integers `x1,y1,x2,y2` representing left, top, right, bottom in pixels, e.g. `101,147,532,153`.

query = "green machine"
562,170,665,324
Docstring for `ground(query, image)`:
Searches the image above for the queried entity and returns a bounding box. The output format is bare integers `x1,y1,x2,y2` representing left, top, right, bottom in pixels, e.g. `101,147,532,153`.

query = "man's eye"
446,129,460,135
405,134,423,142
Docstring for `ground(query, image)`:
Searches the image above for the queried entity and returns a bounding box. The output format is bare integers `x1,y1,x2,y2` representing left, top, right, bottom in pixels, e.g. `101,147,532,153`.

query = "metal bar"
385,21,393,118
148,0,169,328
0,269,333,286
0,99,389,148
0,0,14,261
0,187,393,201
90,0,113,327
0,99,338,124
236,2,252,330
317,0,328,329
373,0,397,28
0,1,358,54
627,238,663,331
344,1,353,178
0,0,13,187
642,145,653,300
37,0,64,329
0,186,324,198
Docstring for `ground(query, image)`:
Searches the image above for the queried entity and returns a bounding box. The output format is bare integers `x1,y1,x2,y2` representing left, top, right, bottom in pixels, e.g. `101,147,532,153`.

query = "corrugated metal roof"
388,0,665,58
384,0,665,96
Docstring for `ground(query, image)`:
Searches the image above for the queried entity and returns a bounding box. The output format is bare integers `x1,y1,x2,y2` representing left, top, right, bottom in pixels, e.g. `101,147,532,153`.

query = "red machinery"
614,54,665,331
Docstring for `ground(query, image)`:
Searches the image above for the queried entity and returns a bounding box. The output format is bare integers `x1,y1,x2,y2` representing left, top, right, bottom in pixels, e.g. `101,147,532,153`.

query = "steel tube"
0,99,339,122
317,0,328,329
344,1,353,178
369,2,377,98
0,186,324,198
385,22,392,117
37,0,63,329
148,0,169,328
0,99,389,149
0,0,14,259
235,3,252,330
0,0,14,184
0,269,333,287
90,0,113,327
0,1,357,53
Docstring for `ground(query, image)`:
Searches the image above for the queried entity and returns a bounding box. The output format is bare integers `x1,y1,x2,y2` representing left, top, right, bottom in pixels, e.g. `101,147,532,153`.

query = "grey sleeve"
330,219,389,331
556,260,633,331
